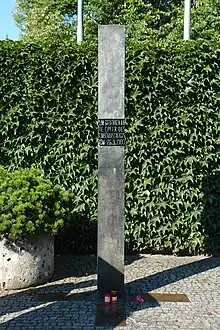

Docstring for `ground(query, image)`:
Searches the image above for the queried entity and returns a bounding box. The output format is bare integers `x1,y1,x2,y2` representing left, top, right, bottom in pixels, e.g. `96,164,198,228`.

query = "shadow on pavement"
53,254,144,279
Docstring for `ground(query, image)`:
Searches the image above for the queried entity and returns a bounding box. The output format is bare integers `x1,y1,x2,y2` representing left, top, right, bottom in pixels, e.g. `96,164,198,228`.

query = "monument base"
96,302,126,327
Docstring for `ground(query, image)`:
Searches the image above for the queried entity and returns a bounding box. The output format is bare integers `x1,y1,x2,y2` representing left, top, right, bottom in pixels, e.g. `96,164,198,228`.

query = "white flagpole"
184,0,191,40
77,0,84,43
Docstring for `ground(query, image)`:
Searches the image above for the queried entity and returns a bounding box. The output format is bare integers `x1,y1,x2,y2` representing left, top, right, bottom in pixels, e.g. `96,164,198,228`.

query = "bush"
0,167,73,239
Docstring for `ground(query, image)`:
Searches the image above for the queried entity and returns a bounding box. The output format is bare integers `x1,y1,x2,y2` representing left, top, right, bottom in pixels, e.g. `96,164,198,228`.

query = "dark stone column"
97,25,125,300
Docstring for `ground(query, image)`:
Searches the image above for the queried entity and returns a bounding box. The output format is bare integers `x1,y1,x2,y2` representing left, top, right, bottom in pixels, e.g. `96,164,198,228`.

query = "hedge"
0,38,219,254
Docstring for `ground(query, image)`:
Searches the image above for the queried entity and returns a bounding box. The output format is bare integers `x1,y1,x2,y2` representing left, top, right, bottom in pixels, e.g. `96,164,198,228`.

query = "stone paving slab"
0,254,220,329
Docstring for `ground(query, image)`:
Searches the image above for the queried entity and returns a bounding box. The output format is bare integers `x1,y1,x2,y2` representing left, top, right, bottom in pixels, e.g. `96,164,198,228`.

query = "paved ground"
1,254,220,329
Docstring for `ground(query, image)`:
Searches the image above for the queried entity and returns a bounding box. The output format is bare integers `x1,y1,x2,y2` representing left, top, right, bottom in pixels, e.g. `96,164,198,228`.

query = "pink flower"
133,295,144,303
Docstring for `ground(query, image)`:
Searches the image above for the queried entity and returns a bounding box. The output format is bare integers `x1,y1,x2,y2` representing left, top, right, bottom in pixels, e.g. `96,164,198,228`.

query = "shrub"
0,167,73,239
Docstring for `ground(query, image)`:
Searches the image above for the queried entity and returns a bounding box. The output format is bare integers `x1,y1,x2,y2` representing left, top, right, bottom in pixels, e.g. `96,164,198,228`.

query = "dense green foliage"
14,0,173,42
13,0,220,44
0,36,220,253
0,167,73,239
125,40,220,254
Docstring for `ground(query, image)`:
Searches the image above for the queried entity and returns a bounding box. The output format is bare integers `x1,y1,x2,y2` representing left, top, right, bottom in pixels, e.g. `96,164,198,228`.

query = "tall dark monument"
97,25,125,300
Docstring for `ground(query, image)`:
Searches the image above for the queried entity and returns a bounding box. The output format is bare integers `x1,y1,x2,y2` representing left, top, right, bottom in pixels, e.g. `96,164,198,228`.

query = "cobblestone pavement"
1,254,220,329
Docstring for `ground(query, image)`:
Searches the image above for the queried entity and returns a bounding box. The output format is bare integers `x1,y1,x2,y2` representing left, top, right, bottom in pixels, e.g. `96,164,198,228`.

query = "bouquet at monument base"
133,295,144,303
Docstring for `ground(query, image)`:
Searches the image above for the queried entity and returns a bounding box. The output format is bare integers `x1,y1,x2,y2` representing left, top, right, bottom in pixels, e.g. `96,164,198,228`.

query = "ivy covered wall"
0,39,219,254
